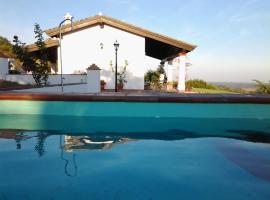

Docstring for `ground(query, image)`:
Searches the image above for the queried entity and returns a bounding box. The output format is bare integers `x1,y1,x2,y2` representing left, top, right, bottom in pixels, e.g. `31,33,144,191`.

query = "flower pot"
100,80,106,91
100,84,106,91
117,83,124,91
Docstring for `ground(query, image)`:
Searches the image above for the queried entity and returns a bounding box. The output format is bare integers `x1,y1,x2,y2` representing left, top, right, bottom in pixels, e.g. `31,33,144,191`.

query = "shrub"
186,79,216,89
254,80,270,94
167,81,178,89
144,70,160,89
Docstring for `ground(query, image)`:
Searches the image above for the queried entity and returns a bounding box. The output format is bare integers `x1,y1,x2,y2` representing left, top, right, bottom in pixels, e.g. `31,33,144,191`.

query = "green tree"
12,23,50,85
144,70,160,88
12,36,36,72
0,36,14,57
33,23,50,85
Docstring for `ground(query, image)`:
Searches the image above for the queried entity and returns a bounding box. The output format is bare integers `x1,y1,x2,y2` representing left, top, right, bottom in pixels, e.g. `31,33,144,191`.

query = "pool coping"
0,92,270,103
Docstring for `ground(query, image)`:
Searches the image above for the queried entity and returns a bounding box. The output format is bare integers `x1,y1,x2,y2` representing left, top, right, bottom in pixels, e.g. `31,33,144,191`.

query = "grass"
191,88,241,94
186,79,248,94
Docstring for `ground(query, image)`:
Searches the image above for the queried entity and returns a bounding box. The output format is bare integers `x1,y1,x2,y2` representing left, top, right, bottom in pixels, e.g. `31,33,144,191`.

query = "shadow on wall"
100,69,114,89
125,70,144,90
100,69,143,90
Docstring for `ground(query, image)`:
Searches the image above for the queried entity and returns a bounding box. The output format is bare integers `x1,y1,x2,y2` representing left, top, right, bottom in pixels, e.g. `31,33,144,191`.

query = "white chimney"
64,13,73,25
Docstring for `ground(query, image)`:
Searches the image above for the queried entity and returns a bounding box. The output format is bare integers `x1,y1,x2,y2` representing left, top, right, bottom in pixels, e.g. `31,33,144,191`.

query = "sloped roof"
26,39,59,52
45,15,197,52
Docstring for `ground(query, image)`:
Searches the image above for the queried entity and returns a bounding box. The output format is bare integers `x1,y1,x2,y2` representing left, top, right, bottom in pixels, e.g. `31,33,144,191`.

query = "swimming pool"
0,101,270,200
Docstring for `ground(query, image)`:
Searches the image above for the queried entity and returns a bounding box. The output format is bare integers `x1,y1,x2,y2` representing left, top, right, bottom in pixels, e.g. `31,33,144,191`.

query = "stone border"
0,93,270,103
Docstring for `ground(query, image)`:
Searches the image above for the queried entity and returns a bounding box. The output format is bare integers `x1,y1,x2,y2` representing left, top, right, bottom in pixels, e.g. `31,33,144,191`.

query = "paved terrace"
0,91,270,103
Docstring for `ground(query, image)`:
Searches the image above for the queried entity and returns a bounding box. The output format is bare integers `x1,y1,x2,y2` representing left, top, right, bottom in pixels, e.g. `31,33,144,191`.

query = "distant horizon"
0,0,269,82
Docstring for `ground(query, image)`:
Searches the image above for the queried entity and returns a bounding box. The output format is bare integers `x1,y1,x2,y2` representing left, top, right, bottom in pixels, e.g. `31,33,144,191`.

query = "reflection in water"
35,132,49,157
0,130,138,152
0,129,31,150
227,130,270,144
63,135,136,151
1,128,270,181
218,140,270,181
1,129,270,152
60,135,78,177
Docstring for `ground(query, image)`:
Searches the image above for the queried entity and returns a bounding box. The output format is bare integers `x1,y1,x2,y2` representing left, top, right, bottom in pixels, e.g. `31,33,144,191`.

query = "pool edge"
0,93,270,104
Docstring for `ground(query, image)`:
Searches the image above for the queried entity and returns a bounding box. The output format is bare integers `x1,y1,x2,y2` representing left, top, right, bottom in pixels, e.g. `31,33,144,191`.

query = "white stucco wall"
0,74,86,85
87,70,100,93
145,56,161,71
60,25,149,90
165,61,178,82
0,58,9,75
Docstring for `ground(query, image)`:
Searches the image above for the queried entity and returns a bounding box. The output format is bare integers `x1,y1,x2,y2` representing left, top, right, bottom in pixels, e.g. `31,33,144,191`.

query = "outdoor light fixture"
113,40,120,92
58,15,74,93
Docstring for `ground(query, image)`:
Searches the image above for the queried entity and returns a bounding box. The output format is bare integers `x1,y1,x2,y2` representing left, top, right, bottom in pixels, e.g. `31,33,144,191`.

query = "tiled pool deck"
0,91,270,103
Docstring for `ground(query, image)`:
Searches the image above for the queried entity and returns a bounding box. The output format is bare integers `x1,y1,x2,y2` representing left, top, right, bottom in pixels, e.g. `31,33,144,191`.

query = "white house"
0,52,9,76
27,14,197,91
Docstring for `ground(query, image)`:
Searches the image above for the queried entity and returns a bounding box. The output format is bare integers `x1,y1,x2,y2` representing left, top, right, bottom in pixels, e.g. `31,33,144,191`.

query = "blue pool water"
0,101,270,200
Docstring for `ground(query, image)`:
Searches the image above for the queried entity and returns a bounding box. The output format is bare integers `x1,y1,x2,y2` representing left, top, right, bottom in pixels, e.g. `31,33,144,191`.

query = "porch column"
57,47,61,74
177,52,187,92
165,61,173,82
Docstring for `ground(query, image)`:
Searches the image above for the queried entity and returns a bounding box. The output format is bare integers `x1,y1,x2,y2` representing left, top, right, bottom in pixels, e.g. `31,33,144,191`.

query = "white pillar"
177,52,187,91
87,67,101,93
57,47,61,74
165,61,173,82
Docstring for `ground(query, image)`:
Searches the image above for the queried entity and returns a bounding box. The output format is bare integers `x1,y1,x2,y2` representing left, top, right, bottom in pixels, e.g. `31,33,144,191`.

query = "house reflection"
0,129,137,153
63,135,136,152
0,129,31,149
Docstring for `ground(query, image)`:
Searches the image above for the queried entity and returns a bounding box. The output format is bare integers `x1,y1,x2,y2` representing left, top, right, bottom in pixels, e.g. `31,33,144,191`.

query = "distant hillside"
210,82,256,90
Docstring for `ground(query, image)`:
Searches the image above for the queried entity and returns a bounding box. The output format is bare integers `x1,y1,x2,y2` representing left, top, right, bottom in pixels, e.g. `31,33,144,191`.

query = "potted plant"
172,81,178,89
100,80,106,90
167,81,178,91
86,63,100,71
117,66,127,91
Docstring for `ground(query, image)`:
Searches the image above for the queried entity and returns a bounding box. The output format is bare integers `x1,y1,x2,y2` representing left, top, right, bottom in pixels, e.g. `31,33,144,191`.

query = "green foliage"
111,59,128,84
168,81,178,89
186,79,216,90
0,36,14,57
117,65,127,84
12,36,36,72
12,24,50,85
215,85,246,94
186,79,246,94
33,23,50,85
144,70,161,89
254,80,270,94
144,64,167,90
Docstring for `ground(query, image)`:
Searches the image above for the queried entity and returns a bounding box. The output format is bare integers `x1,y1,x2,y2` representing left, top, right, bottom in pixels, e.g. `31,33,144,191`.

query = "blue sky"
0,0,269,82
